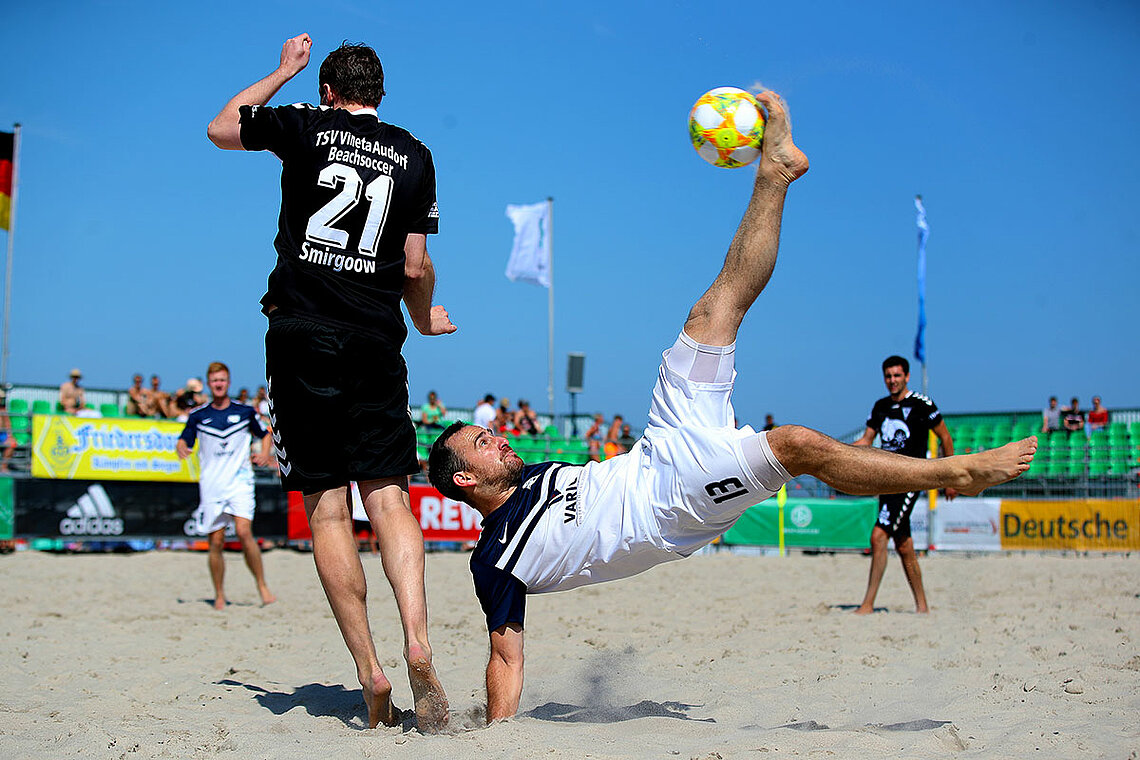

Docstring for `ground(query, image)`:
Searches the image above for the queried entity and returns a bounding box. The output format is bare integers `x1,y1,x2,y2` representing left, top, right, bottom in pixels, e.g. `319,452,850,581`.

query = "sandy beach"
1,548,1136,758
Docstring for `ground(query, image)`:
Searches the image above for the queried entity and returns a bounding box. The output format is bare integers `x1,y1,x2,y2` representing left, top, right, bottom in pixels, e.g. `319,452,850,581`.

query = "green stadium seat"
32,400,51,415
10,415,29,433
99,403,120,417
1044,460,1070,478
1108,422,1127,437
8,399,28,415
14,431,30,446
1108,461,1132,476
1089,461,1111,477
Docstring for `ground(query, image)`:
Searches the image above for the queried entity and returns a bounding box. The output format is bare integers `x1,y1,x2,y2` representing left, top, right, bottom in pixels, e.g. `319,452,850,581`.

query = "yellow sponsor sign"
1001,500,1140,551
31,415,200,482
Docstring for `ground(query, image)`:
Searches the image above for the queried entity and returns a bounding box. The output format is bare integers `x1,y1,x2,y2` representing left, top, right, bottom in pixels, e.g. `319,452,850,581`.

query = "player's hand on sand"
421,305,457,336
279,33,312,77
754,91,809,184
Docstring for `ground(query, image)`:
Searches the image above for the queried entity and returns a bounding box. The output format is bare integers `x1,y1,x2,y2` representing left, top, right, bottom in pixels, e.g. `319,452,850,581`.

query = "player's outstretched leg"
768,426,1037,496
359,478,450,733
683,91,809,347
305,487,399,729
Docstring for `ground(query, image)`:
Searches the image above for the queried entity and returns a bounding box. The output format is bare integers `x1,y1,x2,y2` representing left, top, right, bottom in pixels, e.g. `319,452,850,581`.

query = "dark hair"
319,42,385,106
483,394,495,403
882,355,909,374
428,422,469,503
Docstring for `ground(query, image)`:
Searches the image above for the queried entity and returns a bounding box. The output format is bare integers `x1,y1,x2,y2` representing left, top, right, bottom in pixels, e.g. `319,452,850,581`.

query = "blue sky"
1,1,1137,435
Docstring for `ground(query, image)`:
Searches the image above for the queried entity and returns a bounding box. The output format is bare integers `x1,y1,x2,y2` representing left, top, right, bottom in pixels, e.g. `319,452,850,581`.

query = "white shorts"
636,331,791,555
196,491,256,534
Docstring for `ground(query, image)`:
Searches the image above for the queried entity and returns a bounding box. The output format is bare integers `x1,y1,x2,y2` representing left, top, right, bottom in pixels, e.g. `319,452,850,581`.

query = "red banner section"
286,484,483,542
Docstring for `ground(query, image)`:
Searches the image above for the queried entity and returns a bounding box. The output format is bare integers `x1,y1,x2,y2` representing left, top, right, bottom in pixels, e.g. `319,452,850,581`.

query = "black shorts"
265,314,419,495
875,491,920,542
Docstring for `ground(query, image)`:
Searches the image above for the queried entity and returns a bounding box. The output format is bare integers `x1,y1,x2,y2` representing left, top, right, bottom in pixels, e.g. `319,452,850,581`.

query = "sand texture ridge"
1,549,1137,758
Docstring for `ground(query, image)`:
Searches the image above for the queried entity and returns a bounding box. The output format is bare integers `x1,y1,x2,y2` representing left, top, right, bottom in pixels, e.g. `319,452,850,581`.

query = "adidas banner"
12,479,288,539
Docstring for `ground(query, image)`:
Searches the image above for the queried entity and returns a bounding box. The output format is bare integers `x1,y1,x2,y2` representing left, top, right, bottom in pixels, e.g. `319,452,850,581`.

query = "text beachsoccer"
70,424,178,453
315,129,409,173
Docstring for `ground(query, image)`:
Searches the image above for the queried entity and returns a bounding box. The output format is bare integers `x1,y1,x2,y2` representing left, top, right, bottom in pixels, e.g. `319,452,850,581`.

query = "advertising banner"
13,479,287,539
0,477,12,539
930,497,1002,551
287,483,484,543
1000,499,1140,551
30,415,200,482
721,497,878,549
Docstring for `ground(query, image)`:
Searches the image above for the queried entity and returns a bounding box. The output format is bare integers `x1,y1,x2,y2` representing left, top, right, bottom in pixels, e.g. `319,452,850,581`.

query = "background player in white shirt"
177,362,275,611
429,91,1038,722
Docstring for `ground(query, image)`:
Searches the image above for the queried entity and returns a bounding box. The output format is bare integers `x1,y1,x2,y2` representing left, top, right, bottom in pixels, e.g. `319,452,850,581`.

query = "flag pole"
2,124,21,388
546,196,555,423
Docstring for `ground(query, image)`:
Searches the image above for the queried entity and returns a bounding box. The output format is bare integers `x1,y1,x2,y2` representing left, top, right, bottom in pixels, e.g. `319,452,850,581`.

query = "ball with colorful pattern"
688,87,766,168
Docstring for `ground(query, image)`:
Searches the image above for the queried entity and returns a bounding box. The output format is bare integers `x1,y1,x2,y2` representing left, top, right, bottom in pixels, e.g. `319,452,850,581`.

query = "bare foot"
361,670,398,729
259,584,276,606
958,436,1038,496
213,596,227,611
754,91,810,183
407,646,448,733
853,605,874,615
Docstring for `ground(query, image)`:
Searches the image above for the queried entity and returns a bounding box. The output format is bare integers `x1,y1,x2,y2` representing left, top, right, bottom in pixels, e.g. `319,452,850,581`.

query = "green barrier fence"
721,497,878,550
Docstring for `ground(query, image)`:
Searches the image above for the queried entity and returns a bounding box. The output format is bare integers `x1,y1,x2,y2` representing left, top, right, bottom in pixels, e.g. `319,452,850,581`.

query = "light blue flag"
505,202,551,288
914,195,929,364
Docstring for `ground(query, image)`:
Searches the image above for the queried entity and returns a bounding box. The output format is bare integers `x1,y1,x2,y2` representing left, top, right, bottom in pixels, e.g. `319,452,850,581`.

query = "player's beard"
494,454,525,491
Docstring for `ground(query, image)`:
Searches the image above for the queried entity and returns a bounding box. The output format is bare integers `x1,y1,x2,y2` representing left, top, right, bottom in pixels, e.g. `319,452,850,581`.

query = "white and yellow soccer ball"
688,87,766,168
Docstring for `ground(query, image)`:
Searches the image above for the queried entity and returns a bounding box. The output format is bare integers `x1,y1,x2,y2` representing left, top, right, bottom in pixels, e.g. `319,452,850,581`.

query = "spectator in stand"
604,414,625,459
0,390,17,472
762,414,777,431
172,378,206,422
585,413,607,462
236,387,251,406
419,390,447,432
473,394,496,430
126,374,146,416
616,423,637,453
1087,396,1109,431
252,385,270,427
59,368,86,415
137,375,171,418
1063,397,1085,434
514,399,539,436
1041,396,1061,436
493,398,513,433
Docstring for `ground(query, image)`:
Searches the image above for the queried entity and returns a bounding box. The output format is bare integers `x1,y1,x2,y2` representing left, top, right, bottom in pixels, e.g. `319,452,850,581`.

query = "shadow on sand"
524,700,715,724
216,679,411,730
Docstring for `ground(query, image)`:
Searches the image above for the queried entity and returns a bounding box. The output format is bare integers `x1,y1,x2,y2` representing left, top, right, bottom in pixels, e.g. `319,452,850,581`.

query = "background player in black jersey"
852,356,956,614
428,92,1036,722
207,34,451,731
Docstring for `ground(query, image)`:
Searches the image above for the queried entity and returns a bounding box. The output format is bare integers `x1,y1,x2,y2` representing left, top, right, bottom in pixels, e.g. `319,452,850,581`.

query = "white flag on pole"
505,202,551,288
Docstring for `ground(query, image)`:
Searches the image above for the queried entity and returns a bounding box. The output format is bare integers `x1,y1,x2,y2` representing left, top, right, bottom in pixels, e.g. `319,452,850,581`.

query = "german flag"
0,131,12,231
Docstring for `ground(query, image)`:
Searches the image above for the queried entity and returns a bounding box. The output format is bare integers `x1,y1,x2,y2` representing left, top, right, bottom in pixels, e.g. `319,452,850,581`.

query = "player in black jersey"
208,33,450,731
852,356,956,615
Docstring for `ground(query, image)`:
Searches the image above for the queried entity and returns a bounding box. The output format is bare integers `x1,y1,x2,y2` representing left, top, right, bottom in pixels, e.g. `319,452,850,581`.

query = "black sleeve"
471,558,527,632
866,400,884,433
239,103,311,159
408,141,439,235
924,398,943,429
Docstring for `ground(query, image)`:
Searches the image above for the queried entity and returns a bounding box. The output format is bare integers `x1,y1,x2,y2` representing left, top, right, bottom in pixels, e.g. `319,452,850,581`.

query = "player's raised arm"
207,33,312,150
485,623,525,722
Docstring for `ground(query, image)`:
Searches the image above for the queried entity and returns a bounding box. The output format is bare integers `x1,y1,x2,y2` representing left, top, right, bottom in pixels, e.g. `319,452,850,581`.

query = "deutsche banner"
1001,500,1140,551
31,415,200,482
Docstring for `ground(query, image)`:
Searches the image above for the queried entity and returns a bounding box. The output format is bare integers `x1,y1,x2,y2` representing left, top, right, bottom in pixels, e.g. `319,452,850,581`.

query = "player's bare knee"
766,424,827,476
